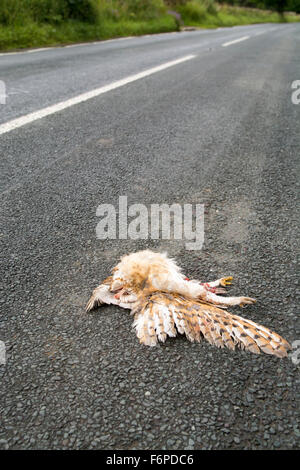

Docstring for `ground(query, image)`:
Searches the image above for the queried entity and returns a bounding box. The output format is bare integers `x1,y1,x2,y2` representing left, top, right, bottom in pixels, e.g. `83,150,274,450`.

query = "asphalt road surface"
0,23,299,450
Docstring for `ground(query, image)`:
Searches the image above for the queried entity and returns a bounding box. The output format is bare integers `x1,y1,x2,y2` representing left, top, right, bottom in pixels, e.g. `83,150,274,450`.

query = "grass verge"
0,15,178,51
178,4,300,28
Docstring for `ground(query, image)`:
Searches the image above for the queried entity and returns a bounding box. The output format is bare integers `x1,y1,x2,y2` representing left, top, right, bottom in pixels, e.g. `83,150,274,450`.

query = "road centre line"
0,54,196,136
222,36,250,47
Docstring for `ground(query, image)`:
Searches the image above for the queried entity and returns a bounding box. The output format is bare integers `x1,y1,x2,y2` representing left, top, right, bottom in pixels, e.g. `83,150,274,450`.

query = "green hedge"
0,0,101,25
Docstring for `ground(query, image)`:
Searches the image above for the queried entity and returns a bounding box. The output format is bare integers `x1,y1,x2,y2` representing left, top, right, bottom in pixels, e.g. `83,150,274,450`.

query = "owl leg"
204,276,233,288
184,276,232,292
198,276,233,295
201,290,256,308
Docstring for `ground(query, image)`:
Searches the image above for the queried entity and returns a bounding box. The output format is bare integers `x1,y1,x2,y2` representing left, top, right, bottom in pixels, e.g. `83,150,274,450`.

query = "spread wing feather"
85,277,133,312
132,292,291,357
86,277,114,312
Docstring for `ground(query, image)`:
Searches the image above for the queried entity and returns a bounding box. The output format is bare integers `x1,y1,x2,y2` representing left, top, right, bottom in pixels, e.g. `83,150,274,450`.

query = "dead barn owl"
86,250,291,358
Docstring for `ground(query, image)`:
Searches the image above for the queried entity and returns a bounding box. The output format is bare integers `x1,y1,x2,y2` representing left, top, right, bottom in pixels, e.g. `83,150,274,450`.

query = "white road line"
0,54,196,136
222,36,250,47
26,47,54,54
0,51,20,57
64,37,135,48
0,36,136,55
64,43,95,48
100,36,134,43
0,47,53,56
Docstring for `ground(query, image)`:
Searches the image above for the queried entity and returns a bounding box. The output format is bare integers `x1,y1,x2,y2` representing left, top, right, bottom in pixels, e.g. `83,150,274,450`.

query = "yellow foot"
220,276,233,287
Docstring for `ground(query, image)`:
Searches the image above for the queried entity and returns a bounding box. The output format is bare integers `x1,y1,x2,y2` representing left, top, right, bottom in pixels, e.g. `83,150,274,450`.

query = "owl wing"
86,276,133,312
132,291,291,357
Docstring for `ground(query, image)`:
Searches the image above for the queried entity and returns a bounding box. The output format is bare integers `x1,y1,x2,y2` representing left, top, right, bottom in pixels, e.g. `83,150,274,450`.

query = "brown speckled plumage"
86,250,291,358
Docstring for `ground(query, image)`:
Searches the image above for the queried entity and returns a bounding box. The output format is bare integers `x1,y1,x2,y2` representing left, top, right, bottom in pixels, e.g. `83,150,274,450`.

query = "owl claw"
239,297,256,307
220,276,233,287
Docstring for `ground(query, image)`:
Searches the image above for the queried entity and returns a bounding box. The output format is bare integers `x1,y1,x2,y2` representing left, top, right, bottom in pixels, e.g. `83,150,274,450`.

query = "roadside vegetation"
177,1,300,27
0,0,299,51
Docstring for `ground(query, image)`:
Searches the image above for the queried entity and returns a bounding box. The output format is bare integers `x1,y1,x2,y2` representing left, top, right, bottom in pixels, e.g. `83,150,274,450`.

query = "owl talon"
220,276,233,287
239,297,256,307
